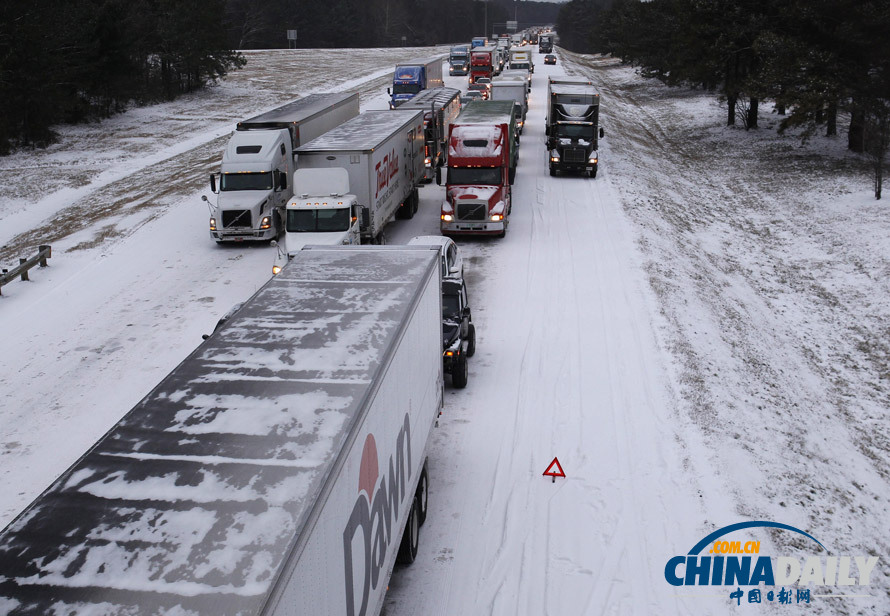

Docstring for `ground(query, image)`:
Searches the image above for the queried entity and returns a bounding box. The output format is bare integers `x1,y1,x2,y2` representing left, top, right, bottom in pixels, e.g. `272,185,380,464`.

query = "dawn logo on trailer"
343,414,412,616
375,149,400,199
664,521,880,606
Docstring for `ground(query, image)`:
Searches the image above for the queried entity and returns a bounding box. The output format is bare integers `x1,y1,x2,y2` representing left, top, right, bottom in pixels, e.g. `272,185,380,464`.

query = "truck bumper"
441,219,506,236
211,227,277,242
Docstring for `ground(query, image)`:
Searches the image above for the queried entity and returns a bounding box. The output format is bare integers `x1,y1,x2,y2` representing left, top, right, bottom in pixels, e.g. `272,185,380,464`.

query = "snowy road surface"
1,45,887,616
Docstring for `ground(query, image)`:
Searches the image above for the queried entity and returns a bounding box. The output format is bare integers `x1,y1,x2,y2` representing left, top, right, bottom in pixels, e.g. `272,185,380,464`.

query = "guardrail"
0,245,52,295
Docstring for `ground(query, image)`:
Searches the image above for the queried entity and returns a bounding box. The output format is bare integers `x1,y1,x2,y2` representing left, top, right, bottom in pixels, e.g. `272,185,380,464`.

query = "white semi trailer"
0,245,444,616
204,92,359,243
291,110,425,244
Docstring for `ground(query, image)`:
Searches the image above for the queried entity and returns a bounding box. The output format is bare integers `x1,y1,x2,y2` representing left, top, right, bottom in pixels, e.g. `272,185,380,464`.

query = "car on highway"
468,82,491,100
461,90,485,104
408,235,464,280
544,54,557,65
441,278,475,388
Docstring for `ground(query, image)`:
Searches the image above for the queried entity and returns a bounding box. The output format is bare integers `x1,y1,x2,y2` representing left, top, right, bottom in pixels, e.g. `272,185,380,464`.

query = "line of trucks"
0,54,605,616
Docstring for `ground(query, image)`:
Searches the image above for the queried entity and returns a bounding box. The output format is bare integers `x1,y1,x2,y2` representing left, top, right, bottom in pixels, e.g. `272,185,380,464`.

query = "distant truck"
471,36,487,49
539,32,554,53
490,78,528,134
546,78,604,178
204,93,359,243
0,245,444,616
395,87,462,182
388,57,444,108
440,100,519,238
469,46,497,84
449,45,470,76
281,110,424,259
509,47,534,73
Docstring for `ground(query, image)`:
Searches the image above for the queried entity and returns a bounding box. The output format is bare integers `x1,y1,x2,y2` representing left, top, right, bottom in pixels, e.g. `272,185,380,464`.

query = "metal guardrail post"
0,245,52,295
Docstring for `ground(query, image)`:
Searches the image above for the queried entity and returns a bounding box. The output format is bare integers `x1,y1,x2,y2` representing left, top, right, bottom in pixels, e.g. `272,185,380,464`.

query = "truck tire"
416,463,429,525
411,188,419,215
466,324,476,357
549,167,556,177
452,354,468,388
396,496,420,564
590,166,598,179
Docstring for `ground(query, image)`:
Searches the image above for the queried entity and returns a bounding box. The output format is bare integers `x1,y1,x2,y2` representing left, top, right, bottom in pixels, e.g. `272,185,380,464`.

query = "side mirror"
387,87,391,95
209,174,217,193
279,171,288,191
599,127,605,139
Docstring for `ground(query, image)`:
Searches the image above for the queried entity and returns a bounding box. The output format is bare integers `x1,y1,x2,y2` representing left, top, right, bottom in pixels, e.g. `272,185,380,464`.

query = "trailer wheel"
396,496,420,564
452,354,468,388
416,463,429,525
466,324,476,357
411,188,420,215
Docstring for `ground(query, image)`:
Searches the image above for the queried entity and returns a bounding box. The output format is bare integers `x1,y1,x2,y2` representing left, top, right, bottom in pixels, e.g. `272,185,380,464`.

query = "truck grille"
563,147,587,164
457,202,487,221
222,210,252,228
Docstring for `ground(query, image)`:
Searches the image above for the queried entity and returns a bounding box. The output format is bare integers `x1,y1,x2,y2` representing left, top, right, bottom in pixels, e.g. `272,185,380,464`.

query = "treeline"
0,0,243,154
556,0,890,198
224,0,560,49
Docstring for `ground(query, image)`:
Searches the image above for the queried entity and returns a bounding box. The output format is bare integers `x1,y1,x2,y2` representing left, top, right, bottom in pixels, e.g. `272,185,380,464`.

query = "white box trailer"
490,79,528,133
0,245,444,616
294,110,425,242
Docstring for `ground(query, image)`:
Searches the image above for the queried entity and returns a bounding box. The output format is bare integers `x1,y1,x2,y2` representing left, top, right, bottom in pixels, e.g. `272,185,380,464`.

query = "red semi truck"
469,46,496,84
439,100,519,238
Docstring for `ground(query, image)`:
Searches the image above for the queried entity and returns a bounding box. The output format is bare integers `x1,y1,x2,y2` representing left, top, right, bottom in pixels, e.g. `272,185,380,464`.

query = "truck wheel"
590,166,598,179
396,496,420,564
549,167,556,177
452,354,468,388
416,463,429,525
411,188,419,215
466,324,476,357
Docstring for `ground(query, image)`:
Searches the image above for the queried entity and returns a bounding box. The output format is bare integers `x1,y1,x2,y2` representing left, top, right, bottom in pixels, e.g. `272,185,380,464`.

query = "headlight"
209,217,217,231
441,214,454,222
259,216,272,230
425,157,432,165
550,156,559,162
272,265,282,275
491,214,503,222
589,157,598,164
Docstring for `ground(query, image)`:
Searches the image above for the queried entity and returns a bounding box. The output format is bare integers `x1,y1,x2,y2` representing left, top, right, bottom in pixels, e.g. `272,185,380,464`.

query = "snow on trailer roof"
396,87,461,111
550,84,600,98
455,100,515,125
0,248,438,615
238,92,358,127
295,110,422,153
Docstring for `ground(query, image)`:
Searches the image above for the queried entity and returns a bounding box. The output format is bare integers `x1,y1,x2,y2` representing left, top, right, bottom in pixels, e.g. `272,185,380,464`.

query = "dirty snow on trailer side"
0,248,442,616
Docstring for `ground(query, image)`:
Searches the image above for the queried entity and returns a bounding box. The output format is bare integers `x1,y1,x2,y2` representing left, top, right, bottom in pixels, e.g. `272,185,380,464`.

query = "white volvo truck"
0,245,444,616
204,92,359,243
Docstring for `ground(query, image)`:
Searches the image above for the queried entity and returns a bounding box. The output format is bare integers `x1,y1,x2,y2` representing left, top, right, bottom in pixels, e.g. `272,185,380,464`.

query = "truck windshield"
287,208,351,232
448,167,501,185
556,124,595,139
221,172,272,191
393,83,422,95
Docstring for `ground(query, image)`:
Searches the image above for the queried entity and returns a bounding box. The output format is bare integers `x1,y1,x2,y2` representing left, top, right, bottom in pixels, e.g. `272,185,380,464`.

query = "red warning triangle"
542,457,566,479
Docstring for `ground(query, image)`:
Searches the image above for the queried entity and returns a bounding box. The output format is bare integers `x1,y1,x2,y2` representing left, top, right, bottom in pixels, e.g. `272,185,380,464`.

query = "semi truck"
203,93,359,243
471,36,487,49
439,100,518,239
0,245,444,616
546,78,604,178
449,45,470,76
490,78,528,134
388,57,444,108
539,32,554,53
509,47,534,73
469,46,497,84
288,110,425,248
395,87,462,182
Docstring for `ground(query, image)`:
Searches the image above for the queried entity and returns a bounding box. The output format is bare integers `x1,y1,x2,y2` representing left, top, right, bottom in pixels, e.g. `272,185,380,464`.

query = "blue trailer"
388,57,445,108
